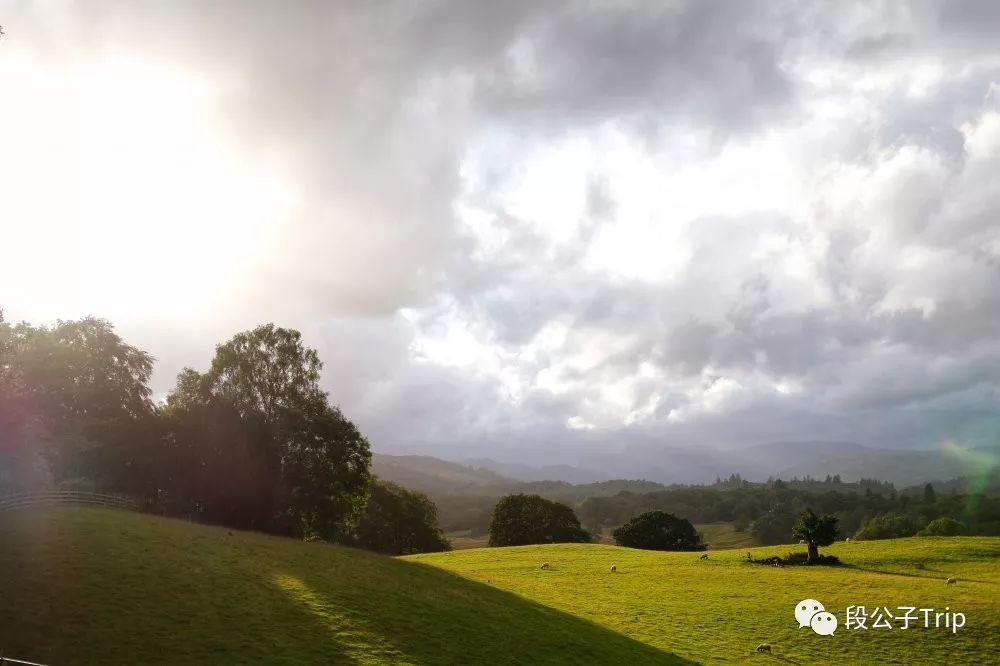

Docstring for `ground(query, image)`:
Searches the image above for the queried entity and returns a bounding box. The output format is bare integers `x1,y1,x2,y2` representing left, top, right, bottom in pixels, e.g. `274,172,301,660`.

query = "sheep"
610,564,617,573
946,577,957,585
699,553,709,560
798,539,806,544
845,537,850,542
540,561,550,570
746,552,754,562
755,643,772,654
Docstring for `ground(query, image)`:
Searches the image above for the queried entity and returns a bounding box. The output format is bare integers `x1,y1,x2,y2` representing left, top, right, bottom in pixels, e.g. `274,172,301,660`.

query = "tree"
0,317,154,491
924,483,936,504
854,513,920,541
488,494,591,546
792,508,839,562
351,479,450,554
917,517,965,537
165,324,371,540
156,399,277,529
612,511,704,551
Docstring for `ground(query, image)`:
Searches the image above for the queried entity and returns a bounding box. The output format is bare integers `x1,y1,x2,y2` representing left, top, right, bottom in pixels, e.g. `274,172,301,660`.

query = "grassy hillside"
694,522,754,549
410,539,1000,665
3,507,998,665
0,507,681,665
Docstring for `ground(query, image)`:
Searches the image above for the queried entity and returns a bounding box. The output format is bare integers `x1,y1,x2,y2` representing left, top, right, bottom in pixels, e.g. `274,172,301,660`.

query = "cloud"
3,1,1000,463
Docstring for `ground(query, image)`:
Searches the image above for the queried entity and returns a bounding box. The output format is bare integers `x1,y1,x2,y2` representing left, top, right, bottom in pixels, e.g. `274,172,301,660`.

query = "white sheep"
755,643,772,653
540,561,550,570
845,537,851,542
946,577,957,585
610,564,617,573
798,539,806,544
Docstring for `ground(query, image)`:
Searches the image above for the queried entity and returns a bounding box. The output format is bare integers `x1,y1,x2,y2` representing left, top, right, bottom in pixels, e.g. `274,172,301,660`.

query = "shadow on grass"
838,564,996,585
270,550,700,665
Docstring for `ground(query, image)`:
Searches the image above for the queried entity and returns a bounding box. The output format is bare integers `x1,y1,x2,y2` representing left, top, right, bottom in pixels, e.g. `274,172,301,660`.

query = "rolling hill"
3,506,998,664
0,506,674,665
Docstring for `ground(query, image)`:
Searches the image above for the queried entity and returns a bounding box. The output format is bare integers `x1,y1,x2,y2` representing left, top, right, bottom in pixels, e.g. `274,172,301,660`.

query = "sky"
2,1,1000,465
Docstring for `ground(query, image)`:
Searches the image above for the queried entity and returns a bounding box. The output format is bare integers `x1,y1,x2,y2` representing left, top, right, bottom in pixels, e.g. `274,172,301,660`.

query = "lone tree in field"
489,494,591,546
792,508,839,563
612,511,704,551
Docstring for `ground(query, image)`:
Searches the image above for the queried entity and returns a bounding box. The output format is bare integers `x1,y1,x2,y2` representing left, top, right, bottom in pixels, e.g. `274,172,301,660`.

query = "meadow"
2,506,998,665
411,538,1000,664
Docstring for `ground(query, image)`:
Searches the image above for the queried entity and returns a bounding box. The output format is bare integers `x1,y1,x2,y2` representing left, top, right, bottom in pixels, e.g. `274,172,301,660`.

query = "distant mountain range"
452,440,1000,488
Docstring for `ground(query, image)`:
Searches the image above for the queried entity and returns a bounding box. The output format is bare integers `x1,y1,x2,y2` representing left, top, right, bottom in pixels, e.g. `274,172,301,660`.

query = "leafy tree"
156,399,277,529
792,508,839,562
854,513,921,541
351,479,450,554
0,316,154,491
924,483,936,504
489,494,591,546
917,516,965,537
613,511,704,551
166,324,371,539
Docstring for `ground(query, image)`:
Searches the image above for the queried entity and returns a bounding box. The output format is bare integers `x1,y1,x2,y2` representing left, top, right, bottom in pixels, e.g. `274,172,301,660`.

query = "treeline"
0,313,448,555
579,479,1000,543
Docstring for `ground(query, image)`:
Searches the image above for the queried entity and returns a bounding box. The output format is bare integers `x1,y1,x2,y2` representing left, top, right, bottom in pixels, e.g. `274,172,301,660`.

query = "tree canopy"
163,324,371,540
351,479,451,554
489,494,591,546
792,508,839,562
1,316,154,491
612,511,704,551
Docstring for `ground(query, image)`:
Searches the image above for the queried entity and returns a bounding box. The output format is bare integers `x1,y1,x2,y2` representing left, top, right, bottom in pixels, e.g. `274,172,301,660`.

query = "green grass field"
411,539,1000,665
2,507,998,665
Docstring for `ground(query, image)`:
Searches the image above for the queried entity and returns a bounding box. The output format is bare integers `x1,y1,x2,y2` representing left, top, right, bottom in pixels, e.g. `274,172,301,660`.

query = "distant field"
445,530,490,550
410,538,1000,665
694,522,754,550
2,507,998,665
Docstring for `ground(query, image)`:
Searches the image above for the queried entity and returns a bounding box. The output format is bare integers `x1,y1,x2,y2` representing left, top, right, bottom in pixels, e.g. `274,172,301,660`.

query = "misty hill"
459,441,998,488
461,458,605,484
371,454,516,494
777,444,1000,488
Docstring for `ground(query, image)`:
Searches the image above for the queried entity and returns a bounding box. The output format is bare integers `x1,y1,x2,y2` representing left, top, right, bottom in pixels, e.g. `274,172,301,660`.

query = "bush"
854,513,921,540
747,552,841,567
612,511,704,551
918,517,966,537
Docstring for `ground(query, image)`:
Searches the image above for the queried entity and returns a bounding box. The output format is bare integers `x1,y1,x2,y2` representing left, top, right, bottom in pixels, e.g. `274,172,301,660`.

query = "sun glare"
0,56,293,323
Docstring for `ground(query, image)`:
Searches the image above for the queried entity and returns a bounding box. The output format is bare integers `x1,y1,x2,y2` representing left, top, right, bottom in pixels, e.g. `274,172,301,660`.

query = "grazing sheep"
610,564,617,573
755,643,772,653
946,577,957,585
798,539,806,544
699,553,709,560
845,537,850,542
540,562,550,570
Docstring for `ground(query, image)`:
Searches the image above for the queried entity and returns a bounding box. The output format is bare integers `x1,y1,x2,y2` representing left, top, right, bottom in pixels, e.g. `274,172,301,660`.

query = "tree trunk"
807,542,819,562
